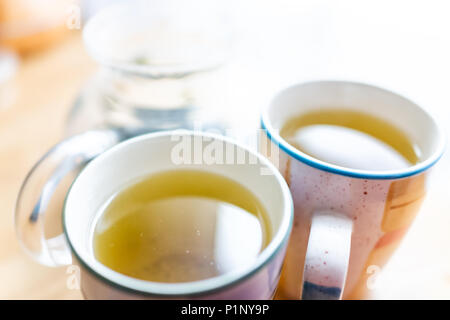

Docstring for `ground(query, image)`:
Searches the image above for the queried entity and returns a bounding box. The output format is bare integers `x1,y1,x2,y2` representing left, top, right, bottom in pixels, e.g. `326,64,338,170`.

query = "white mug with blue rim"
261,81,445,299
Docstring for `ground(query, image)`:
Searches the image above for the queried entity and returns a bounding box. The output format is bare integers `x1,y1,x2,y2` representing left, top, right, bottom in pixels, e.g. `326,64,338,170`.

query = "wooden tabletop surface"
1,6,450,299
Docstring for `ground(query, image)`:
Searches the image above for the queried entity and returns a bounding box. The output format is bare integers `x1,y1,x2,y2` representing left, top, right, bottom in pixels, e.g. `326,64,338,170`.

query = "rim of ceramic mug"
62,131,293,297
261,80,446,180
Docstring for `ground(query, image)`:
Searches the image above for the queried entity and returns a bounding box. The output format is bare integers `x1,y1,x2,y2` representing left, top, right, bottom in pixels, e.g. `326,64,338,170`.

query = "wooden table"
1,5,450,299
0,33,89,299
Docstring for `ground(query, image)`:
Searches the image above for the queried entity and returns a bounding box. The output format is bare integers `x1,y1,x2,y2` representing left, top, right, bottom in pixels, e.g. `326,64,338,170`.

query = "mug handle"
301,211,353,299
14,129,124,266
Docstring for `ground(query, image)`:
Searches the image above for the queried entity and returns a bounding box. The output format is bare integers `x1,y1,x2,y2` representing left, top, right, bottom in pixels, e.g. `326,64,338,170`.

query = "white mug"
15,131,293,299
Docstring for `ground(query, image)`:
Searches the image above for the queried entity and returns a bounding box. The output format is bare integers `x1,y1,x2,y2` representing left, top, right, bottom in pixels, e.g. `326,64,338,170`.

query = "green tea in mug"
93,170,271,283
280,109,421,171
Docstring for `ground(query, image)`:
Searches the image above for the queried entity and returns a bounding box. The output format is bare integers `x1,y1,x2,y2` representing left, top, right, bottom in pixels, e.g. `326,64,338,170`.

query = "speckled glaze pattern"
259,80,444,299
263,137,427,299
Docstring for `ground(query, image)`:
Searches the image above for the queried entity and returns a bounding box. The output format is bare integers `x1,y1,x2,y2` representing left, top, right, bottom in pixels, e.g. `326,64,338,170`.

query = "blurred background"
1,0,449,299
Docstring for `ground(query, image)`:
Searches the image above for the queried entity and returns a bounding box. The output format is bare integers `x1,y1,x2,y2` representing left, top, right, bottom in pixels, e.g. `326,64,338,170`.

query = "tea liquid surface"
280,109,420,171
93,170,271,283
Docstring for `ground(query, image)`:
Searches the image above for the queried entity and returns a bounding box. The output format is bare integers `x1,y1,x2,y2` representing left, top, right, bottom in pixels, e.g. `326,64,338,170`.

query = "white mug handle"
301,211,353,299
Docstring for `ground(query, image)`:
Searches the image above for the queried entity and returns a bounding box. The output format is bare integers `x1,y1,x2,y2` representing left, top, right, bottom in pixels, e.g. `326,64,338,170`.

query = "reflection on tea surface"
280,109,421,171
93,170,271,283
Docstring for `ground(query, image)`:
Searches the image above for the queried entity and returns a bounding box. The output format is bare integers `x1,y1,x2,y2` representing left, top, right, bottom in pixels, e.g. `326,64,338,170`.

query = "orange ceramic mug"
261,81,445,299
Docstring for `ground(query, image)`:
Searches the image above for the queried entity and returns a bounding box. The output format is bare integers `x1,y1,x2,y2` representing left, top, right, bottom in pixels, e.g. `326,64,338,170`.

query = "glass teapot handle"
14,129,125,266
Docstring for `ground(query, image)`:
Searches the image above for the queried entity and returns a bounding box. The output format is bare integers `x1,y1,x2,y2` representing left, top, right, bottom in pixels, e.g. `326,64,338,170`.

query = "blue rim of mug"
62,131,294,297
261,81,446,180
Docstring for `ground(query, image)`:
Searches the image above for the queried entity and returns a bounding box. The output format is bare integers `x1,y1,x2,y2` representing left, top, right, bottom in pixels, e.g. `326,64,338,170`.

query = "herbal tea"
93,170,271,283
280,109,420,170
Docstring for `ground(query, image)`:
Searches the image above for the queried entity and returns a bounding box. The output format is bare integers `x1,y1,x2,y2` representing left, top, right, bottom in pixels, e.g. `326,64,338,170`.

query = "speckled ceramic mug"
261,81,445,299
16,131,293,299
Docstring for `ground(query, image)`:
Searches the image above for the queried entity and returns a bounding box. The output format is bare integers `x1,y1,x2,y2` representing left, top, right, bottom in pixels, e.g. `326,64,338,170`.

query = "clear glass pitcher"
16,0,235,266
67,0,233,136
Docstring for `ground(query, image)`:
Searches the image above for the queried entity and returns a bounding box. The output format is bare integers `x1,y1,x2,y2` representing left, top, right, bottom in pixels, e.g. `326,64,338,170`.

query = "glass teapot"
67,0,233,136
16,0,236,266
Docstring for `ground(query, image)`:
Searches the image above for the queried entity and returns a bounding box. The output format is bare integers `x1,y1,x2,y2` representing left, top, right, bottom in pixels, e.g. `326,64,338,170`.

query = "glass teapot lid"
83,0,233,78
67,0,233,136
